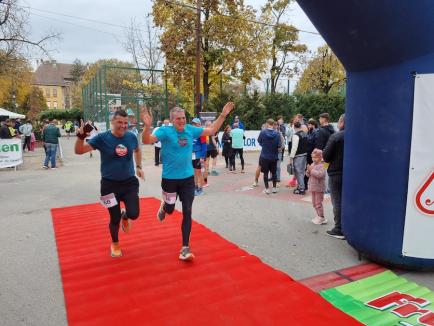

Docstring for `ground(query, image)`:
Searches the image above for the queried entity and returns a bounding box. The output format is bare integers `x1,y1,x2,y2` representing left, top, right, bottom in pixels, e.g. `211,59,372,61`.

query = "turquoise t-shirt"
230,128,244,149
154,124,203,179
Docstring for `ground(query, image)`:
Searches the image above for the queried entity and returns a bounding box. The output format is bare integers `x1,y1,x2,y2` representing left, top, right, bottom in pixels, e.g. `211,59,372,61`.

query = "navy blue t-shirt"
87,131,138,181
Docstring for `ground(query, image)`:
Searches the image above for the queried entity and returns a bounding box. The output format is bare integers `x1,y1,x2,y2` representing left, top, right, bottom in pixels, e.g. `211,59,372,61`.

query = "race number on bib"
162,191,177,205
100,193,118,208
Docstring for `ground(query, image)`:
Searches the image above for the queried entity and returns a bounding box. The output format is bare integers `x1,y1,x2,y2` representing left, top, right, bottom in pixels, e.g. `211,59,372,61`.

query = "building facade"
33,60,73,110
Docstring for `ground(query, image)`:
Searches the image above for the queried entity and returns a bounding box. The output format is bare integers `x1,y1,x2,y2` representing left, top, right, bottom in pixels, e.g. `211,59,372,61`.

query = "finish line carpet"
51,197,360,325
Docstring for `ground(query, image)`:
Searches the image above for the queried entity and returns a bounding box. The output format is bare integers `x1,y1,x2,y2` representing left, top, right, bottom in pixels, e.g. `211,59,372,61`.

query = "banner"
217,130,262,152
402,74,434,258
0,138,23,168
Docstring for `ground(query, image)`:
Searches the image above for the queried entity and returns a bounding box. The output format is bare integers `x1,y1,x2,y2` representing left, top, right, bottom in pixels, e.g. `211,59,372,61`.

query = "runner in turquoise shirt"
141,103,234,261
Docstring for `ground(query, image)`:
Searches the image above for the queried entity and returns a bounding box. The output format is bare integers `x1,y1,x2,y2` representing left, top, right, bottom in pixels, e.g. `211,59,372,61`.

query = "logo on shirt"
178,136,188,147
115,144,128,156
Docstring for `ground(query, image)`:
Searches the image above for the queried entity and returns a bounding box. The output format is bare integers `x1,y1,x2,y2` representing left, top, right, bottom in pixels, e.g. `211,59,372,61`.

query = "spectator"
258,119,281,194
232,116,245,130
19,120,33,151
42,119,61,169
306,149,327,225
0,119,13,139
230,122,245,173
221,125,232,169
289,121,309,195
315,112,335,150
305,119,320,189
153,121,162,166
323,114,345,239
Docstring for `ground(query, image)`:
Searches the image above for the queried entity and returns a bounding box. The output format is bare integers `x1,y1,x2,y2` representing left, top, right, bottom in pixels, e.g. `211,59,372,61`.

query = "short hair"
170,107,185,120
266,118,275,126
308,119,318,128
113,109,128,119
293,121,302,129
319,113,330,121
276,116,283,121
339,113,345,122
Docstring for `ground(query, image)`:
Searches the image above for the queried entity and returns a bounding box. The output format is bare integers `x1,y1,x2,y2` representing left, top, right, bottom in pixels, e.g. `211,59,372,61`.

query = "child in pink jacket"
306,149,327,225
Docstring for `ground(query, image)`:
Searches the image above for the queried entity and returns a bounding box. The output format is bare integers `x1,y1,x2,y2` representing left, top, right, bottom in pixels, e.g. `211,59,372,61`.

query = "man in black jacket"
315,113,335,150
323,114,345,239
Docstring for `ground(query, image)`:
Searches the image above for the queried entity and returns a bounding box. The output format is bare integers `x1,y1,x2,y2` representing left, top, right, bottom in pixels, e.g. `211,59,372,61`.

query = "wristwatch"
136,165,142,169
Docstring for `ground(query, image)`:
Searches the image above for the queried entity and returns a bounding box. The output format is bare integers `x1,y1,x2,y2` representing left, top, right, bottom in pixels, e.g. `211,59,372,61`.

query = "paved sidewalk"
1,136,432,326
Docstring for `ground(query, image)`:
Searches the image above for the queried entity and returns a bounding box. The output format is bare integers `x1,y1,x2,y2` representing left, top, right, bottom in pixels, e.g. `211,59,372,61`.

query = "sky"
25,0,325,90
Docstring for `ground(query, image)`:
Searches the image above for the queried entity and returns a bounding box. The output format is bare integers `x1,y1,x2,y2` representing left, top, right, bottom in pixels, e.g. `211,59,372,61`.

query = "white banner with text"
402,73,434,258
0,138,23,168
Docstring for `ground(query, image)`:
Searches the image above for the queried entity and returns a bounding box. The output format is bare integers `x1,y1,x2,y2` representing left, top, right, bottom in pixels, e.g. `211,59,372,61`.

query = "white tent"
0,108,25,119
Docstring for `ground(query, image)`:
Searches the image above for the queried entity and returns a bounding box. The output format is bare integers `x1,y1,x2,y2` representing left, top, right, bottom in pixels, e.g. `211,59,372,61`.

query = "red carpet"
51,197,360,325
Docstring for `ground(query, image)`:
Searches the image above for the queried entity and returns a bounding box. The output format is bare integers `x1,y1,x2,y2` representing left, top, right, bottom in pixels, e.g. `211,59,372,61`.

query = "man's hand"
76,119,90,139
140,106,152,127
136,168,145,181
221,102,235,117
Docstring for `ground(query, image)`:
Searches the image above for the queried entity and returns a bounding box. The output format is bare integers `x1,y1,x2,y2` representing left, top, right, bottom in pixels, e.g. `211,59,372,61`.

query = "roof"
33,60,73,86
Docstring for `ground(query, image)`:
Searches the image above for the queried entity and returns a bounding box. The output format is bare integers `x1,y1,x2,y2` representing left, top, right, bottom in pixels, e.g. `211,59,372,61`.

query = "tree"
295,45,346,94
70,59,86,85
22,86,47,119
124,17,163,84
0,53,32,110
0,0,59,73
261,0,307,94
153,0,269,109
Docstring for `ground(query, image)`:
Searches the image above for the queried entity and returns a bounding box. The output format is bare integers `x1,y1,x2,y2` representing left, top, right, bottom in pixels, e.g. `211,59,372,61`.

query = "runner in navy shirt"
75,110,144,258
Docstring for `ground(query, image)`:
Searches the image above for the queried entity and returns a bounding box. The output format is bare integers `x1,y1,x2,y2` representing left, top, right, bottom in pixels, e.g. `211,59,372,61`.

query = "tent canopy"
0,108,25,119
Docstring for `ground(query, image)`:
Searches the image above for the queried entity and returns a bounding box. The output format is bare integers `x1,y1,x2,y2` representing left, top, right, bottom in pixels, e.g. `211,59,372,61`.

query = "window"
53,88,57,98
46,101,51,108
53,101,58,109
46,88,50,98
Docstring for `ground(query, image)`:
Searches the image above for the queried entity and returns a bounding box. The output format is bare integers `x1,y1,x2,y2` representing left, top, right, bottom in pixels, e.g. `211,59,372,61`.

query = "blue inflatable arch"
297,0,434,269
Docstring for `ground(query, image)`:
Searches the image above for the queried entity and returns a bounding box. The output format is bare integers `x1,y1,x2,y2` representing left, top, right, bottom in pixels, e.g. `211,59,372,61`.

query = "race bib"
100,193,118,208
192,152,196,160
162,191,177,205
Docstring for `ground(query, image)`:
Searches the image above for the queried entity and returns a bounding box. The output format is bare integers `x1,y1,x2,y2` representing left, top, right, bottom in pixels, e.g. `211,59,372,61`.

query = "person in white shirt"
19,121,33,151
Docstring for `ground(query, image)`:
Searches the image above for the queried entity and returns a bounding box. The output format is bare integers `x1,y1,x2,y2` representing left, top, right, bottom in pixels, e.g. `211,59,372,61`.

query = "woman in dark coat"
221,125,232,169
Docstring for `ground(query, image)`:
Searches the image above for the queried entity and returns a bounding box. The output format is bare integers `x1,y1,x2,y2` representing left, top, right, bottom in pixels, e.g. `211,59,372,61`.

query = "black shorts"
259,157,277,174
192,158,201,170
206,149,218,158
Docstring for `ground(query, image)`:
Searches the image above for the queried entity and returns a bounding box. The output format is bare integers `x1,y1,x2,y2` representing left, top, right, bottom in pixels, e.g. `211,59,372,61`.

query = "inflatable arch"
297,0,434,269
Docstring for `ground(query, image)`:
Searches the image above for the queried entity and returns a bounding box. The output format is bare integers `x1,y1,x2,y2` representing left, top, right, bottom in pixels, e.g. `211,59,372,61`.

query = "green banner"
321,271,434,325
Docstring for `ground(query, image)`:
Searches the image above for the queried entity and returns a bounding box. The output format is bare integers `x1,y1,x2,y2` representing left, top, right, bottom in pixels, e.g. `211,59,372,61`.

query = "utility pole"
194,0,201,116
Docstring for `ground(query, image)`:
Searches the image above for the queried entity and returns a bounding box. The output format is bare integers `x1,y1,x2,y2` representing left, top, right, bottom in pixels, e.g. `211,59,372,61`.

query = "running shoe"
203,182,209,188
179,246,195,261
121,209,131,233
110,242,122,257
195,189,204,196
241,169,245,173
42,166,49,169
312,216,328,225
326,229,345,239
157,200,166,222
252,181,258,187
272,187,278,193
263,188,271,195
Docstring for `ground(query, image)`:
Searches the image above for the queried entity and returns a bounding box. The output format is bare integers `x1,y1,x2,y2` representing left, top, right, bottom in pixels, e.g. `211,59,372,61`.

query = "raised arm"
140,106,159,144
202,102,235,136
75,120,94,154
